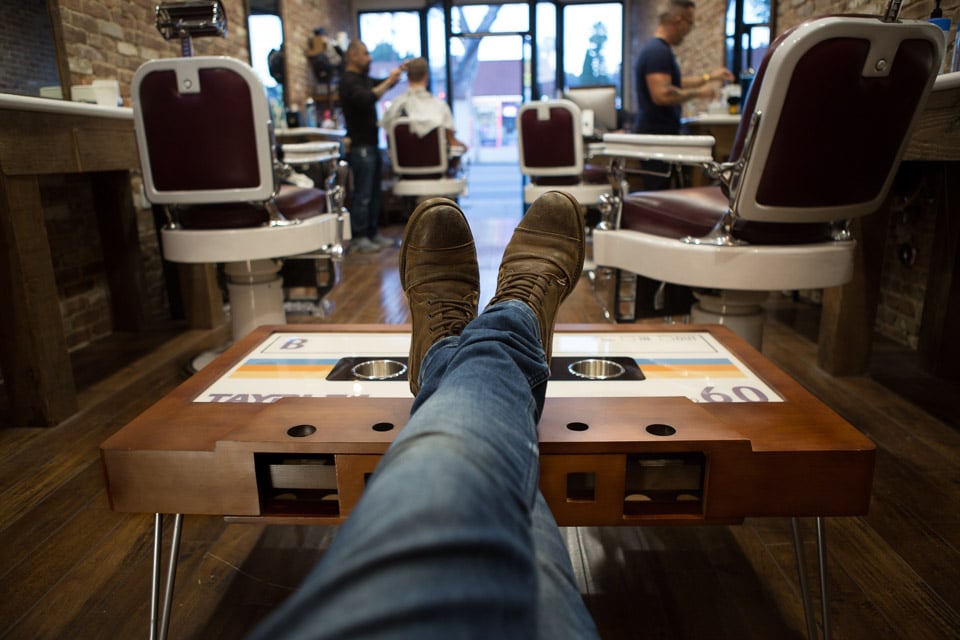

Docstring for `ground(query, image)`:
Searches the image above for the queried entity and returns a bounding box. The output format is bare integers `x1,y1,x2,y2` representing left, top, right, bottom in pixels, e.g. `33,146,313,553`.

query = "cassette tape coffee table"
101,323,874,639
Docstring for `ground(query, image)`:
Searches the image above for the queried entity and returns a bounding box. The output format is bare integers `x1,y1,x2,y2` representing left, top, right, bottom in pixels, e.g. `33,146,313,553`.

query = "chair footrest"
393,178,467,198
592,228,855,290
162,212,344,263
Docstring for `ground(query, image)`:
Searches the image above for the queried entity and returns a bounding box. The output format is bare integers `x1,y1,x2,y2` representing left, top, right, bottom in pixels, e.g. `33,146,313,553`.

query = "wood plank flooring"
2,190,960,638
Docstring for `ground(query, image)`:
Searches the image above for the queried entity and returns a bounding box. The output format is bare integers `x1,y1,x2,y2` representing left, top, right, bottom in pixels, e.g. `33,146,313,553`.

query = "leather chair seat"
178,185,328,229
583,163,610,184
621,186,835,245
531,175,581,186
531,165,608,187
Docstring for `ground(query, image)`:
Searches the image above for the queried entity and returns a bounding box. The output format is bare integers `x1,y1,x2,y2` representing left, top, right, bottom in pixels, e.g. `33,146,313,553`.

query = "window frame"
724,0,775,76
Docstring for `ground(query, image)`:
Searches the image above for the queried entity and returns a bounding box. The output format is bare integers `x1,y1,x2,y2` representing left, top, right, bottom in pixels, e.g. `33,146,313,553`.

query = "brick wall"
57,0,249,105
56,0,355,112
674,0,732,118
281,0,355,113
39,175,112,350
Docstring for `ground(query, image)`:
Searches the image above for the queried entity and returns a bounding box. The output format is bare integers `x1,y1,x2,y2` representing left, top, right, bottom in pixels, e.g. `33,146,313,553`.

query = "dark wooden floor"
2,190,960,638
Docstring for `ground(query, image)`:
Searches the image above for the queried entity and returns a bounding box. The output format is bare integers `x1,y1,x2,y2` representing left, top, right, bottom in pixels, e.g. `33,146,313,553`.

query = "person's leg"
348,144,377,245
368,150,385,240
248,193,595,640
531,491,599,640
411,304,599,640
247,304,547,640
414,313,597,640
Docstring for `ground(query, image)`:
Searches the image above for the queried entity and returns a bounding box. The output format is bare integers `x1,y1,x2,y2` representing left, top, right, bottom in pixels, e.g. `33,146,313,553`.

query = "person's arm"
341,66,405,110
445,129,467,151
646,71,716,106
371,66,405,99
681,67,736,89
439,102,466,150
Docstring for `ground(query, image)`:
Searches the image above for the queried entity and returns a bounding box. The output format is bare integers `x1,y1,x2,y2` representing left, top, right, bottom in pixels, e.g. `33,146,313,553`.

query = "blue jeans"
249,301,598,639
348,144,382,240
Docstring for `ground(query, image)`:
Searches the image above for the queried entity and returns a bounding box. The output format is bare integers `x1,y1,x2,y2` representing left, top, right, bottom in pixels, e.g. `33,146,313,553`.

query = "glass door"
433,3,532,166
451,33,525,164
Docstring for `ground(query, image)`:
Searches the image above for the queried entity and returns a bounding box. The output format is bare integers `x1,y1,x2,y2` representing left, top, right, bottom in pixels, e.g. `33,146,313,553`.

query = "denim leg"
249,301,595,639
417,304,595,639
348,144,378,239
368,149,382,234
531,492,600,640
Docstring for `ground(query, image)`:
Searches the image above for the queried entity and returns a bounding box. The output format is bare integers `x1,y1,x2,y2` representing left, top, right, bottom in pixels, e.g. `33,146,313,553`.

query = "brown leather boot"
400,197,480,395
487,191,585,363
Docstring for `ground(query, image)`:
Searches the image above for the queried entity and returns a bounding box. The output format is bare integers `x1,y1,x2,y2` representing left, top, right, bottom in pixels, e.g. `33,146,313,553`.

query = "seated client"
380,56,468,154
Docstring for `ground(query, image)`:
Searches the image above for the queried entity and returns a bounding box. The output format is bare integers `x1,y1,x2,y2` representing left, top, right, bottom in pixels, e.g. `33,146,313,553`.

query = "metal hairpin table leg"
816,517,831,640
150,513,183,640
791,517,831,640
792,518,817,639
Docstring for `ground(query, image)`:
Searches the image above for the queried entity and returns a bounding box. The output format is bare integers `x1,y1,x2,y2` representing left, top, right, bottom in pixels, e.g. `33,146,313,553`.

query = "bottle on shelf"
304,98,318,127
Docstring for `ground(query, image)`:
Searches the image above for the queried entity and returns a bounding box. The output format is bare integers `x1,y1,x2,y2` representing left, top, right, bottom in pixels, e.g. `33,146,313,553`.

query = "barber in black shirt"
339,41,405,253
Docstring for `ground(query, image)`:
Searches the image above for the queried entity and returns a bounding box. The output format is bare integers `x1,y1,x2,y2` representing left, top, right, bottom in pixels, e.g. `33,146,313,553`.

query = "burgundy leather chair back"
393,123,442,169
726,16,941,222
133,57,326,229
138,68,263,192
518,100,589,187
519,106,577,170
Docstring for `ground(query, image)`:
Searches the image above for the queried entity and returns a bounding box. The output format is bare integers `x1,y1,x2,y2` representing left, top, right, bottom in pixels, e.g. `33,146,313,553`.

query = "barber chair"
133,55,349,348
592,15,943,348
518,99,612,211
387,117,467,201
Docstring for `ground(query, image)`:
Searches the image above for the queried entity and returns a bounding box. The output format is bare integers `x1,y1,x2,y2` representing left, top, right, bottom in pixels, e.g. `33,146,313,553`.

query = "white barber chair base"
393,178,467,200
689,291,769,349
224,259,287,340
160,213,345,264
188,259,288,374
164,215,348,373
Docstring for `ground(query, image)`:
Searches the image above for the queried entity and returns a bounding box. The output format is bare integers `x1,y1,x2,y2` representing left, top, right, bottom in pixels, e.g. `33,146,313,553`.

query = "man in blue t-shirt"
634,0,734,187
632,0,734,317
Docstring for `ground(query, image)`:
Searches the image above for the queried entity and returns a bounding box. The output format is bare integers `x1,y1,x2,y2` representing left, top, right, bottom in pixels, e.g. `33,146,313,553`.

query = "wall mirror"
0,0,68,99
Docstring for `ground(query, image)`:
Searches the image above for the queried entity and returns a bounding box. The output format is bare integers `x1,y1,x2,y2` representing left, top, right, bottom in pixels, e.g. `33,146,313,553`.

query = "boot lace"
427,297,476,338
490,273,565,309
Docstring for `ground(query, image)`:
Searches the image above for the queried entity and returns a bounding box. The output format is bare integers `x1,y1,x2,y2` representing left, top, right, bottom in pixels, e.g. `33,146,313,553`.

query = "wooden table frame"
102,323,874,639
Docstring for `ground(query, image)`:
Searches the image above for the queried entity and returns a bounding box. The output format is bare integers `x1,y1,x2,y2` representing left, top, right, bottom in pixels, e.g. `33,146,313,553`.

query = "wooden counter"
0,95,144,426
